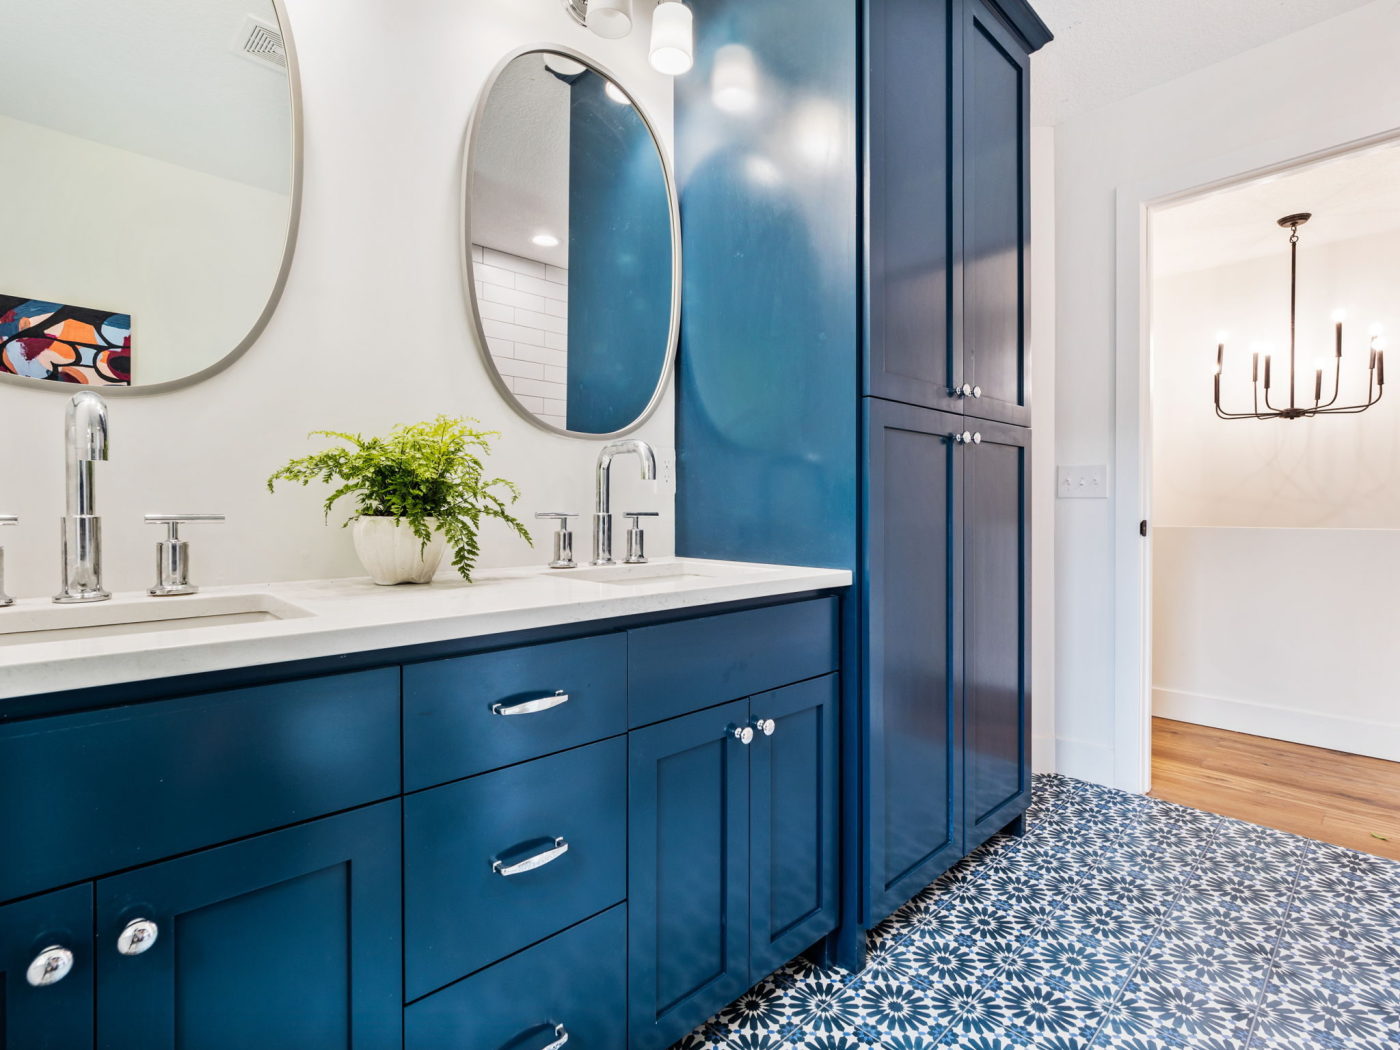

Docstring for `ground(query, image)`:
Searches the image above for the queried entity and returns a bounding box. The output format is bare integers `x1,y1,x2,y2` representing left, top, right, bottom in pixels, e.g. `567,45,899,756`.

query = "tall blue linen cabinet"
675,0,1052,968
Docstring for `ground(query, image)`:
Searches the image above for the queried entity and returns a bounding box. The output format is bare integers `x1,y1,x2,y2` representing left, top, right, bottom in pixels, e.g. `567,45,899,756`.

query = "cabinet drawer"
405,904,626,1050
627,597,840,726
404,633,626,791
0,668,399,904
404,737,626,1000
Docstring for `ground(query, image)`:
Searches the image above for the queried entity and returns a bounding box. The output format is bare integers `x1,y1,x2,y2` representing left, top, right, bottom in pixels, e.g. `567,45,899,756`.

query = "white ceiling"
1152,139,1400,277
1030,0,1378,126
1,0,293,193
471,55,574,269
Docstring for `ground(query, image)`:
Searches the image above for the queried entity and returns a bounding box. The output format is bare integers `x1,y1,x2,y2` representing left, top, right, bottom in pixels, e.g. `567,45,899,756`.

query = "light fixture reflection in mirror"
604,80,632,105
711,44,758,114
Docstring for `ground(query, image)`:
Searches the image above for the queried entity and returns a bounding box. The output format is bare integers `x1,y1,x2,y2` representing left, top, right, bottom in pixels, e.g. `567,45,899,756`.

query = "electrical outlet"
655,447,677,494
1057,465,1109,499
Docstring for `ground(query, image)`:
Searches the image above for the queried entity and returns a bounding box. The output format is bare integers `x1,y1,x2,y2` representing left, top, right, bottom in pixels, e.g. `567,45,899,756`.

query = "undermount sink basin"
0,593,313,647
562,561,779,586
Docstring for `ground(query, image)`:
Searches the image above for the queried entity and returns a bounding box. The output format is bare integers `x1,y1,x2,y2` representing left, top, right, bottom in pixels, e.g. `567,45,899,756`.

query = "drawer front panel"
404,737,626,1000
404,633,627,791
405,904,627,1050
627,598,840,726
0,668,400,904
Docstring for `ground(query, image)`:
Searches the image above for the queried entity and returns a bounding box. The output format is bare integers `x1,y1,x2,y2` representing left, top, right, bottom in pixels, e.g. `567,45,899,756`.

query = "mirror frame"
461,45,682,440
0,0,304,398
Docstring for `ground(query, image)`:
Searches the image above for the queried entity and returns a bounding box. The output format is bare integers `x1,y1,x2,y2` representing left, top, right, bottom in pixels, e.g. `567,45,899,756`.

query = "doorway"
1142,141,1400,860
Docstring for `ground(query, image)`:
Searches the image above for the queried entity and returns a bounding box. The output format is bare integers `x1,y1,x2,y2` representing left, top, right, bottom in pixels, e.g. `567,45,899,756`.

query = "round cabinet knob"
959,383,973,397
731,725,755,745
117,918,159,957
972,432,983,444
752,718,777,737
972,386,983,398
955,431,973,445
26,946,74,987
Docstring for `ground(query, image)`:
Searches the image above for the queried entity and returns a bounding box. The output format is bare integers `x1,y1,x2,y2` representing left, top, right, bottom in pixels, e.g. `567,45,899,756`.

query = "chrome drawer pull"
492,837,569,877
492,691,570,717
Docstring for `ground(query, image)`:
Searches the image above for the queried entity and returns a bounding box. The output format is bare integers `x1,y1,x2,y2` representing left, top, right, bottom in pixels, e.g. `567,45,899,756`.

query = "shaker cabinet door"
749,674,839,978
863,399,965,925
865,0,958,412
0,886,93,1050
628,699,751,1050
96,803,402,1050
962,420,1032,847
959,0,1032,426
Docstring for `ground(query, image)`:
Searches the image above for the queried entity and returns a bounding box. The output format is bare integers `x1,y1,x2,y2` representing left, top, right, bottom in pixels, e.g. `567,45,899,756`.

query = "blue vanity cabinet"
962,420,1032,848
628,673,840,1048
0,886,94,1050
94,801,403,1050
404,736,627,1000
405,904,628,1050
959,0,1033,428
749,675,840,978
628,698,753,1049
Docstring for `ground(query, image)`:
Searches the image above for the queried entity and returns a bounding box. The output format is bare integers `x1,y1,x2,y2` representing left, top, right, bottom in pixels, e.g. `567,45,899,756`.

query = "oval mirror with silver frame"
0,0,302,395
463,47,680,439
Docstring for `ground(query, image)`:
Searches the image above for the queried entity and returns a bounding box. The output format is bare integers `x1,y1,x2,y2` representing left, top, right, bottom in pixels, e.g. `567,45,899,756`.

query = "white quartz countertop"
0,558,851,701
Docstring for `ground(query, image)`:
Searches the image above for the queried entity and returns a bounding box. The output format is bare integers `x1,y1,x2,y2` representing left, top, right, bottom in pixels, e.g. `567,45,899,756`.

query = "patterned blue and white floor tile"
674,774,1400,1050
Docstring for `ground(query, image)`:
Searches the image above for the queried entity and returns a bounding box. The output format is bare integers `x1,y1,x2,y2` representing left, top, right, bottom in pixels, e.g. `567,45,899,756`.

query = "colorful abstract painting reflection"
0,296,132,386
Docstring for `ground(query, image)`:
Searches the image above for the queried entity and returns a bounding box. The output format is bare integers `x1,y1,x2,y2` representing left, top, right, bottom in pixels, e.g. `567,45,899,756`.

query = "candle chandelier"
1213,212,1386,421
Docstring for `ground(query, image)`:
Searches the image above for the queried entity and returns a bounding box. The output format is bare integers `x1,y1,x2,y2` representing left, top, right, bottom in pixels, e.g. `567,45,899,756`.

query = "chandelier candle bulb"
1251,352,1259,383
1264,354,1272,389
1216,343,1224,374
1314,367,1323,402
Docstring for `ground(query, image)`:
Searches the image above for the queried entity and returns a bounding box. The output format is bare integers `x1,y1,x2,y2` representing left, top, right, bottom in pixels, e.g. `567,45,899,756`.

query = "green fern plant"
268,416,531,581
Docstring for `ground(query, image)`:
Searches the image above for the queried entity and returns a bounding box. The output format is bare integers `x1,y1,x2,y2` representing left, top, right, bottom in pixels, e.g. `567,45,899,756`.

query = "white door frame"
1111,124,1400,795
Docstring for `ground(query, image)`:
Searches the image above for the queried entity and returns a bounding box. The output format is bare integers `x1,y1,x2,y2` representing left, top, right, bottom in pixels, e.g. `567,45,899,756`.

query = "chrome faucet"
593,439,656,565
56,391,111,603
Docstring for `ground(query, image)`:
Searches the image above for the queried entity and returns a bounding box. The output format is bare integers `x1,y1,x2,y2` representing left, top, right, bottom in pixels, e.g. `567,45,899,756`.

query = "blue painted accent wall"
674,1,859,570
567,72,673,434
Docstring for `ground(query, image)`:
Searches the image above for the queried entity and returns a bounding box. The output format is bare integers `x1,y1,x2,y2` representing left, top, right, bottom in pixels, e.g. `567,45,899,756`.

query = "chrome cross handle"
145,514,225,596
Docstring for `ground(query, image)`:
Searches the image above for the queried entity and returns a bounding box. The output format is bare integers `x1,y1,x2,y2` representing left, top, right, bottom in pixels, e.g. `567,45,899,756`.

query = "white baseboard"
1153,687,1400,764
1054,736,1121,789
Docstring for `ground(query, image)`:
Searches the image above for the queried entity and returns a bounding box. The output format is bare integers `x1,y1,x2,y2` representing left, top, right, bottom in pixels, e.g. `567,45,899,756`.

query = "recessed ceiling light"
532,233,561,249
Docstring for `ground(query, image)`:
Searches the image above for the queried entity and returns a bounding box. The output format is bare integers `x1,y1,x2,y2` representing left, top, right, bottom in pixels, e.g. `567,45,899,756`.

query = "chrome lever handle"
535,513,579,569
144,515,224,597
492,837,569,877
492,691,570,716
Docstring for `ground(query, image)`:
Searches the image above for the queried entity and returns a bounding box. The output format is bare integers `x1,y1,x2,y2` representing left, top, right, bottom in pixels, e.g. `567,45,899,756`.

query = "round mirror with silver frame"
462,46,681,439
0,0,303,396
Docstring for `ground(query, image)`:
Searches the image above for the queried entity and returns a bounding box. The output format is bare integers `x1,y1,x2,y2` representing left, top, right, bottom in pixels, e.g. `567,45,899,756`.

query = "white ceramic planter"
352,516,448,585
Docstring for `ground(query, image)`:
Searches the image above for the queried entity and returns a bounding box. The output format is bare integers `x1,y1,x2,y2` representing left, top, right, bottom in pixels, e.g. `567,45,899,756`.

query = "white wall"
0,0,675,600
1051,0,1400,788
1153,527,1400,762
1030,125,1057,774
0,115,289,387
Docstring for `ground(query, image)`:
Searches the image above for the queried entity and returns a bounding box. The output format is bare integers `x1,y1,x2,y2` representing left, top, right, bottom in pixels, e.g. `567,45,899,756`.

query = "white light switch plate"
1057,465,1109,499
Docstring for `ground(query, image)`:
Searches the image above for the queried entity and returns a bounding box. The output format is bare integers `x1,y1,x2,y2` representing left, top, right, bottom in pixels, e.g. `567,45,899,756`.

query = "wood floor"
1150,717,1400,862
